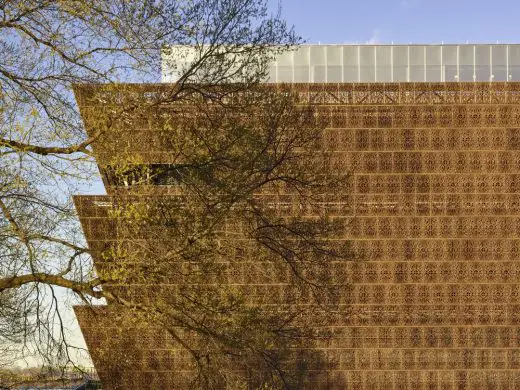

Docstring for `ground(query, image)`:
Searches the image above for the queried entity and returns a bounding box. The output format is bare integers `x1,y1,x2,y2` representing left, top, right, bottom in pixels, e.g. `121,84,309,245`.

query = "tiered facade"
75,82,520,389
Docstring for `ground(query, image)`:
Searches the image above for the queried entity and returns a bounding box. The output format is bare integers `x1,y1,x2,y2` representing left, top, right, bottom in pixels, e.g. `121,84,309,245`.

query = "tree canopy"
0,1,350,388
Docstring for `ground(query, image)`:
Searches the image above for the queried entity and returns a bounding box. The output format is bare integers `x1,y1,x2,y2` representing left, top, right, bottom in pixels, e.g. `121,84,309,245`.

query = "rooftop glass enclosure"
162,44,520,83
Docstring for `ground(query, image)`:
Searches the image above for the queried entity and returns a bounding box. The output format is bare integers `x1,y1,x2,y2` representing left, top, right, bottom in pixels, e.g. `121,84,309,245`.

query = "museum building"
74,44,520,389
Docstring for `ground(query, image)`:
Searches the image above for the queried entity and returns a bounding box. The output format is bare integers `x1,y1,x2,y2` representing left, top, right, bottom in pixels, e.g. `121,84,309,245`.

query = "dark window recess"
103,164,192,186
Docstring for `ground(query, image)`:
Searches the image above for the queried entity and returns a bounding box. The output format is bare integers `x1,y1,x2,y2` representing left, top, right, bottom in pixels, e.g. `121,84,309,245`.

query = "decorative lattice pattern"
74,83,520,389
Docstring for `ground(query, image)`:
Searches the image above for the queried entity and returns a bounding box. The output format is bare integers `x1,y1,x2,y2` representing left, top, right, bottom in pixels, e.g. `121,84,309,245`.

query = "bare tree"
0,1,350,388
73,85,350,388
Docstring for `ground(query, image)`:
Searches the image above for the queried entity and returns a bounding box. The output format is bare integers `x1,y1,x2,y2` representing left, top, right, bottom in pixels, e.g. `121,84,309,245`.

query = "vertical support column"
490,45,493,82
440,45,444,82
374,46,377,82
507,44,510,81
341,46,345,83
457,45,460,81
308,46,312,83
473,45,476,81
358,45,361,83
391,45,394,82
424,45,427,82
407,45,410,82
292,49,295,83
275,57,278,83
325,46,328,83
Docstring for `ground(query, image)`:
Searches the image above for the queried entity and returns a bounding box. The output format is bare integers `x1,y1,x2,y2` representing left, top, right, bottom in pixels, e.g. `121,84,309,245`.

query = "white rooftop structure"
162,44,520,83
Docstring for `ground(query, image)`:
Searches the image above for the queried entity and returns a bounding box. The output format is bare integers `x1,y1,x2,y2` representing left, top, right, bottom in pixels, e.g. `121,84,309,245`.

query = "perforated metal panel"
74,82,520,389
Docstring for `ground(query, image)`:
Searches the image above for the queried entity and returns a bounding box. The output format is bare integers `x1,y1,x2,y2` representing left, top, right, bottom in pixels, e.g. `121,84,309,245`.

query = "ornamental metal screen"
74,82,520,389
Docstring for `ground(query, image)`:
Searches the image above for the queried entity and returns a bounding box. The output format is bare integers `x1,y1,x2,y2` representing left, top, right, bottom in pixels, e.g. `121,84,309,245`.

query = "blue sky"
272,0,520,44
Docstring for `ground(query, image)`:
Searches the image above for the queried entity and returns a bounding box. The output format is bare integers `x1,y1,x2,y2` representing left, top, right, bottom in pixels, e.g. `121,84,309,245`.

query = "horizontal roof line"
292,43,520,47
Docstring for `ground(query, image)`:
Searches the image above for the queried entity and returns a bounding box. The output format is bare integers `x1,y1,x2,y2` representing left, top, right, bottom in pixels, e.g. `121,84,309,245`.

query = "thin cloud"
366,29,381,44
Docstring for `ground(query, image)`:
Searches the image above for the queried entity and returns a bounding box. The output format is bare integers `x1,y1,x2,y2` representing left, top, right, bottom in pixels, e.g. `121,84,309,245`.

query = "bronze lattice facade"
75,82,520,389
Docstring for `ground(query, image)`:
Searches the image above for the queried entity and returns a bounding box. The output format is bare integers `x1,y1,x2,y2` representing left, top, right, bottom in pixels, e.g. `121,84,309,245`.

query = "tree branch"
0,137,95,156
0,273,102,299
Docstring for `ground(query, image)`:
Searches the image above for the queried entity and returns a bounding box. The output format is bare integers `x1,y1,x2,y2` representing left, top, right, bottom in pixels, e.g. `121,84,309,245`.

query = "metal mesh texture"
74,83,520,389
